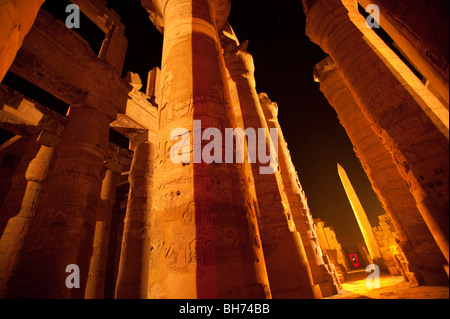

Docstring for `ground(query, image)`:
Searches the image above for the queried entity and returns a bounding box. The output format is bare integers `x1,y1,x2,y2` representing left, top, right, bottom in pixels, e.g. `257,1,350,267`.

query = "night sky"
3,0,388,248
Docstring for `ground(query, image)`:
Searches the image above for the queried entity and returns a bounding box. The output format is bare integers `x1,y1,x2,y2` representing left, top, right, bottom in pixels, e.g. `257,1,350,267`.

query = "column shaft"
304,0,449,264
259,93,339,297
0,103,111,298
115,141,154,299
85,160,121,299
147,0,270,298
103,185,128,299
0,137,55,295
223,35,321,298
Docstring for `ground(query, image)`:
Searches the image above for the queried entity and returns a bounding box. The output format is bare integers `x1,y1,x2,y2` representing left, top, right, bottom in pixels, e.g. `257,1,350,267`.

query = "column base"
318,281,339,298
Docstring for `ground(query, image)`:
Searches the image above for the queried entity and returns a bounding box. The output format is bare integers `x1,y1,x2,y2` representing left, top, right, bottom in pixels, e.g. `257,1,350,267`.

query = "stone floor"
326,269,449,299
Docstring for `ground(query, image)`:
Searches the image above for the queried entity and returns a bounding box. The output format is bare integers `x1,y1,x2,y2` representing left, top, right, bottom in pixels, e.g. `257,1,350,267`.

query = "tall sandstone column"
259,93,338,297
141,0,271,299
219,23,261,230
358,0,449,106
221,27,321,299
303,0,449,266
314,57,448,285
0,135,55,294
115,138,154,299
0,102,112,298
85,153,122,299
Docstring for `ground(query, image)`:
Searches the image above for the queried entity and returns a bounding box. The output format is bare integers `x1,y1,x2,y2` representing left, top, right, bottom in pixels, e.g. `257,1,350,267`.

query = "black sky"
2,0,388,248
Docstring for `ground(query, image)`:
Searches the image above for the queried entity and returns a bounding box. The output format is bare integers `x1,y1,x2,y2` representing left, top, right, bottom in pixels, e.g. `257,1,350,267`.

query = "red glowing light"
349,254,360,268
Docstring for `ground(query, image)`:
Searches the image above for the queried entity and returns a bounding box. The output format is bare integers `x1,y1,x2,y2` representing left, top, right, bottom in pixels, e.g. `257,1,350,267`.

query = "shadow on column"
191,0,269,299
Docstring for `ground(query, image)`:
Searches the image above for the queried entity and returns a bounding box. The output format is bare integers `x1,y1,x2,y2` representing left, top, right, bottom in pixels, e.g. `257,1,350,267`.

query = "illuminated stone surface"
326,270,449,299
221,25,321,299
259,93,338,297
141,0,271,299
0,101,112,298
337,164,383,263
303,0,449,266
357,0,449,106
314,57,448,285
0,0,45,82
115,140,154,299
315,219,349,285
0,138,55,295
85,152,124,299
0,0,447,299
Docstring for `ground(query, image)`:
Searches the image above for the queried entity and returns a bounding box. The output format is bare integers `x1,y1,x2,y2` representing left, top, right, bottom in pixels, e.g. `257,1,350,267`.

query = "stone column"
0,134,55,295
85,150,122,299
303,0,449,265
103,183,128,299
0,0,44,81
259,93,338,297
221,31,321,298
115,136,154,299
0,102,112,298
357,0,449,106
141,0,271,299
314,56,448,285
219,24,260,222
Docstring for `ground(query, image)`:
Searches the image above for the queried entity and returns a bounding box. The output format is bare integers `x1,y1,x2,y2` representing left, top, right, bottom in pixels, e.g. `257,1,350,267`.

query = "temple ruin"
0,0,448,299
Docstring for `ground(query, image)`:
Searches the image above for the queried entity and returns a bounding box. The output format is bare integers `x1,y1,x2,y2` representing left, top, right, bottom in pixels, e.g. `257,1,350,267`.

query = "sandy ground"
326,269,449,299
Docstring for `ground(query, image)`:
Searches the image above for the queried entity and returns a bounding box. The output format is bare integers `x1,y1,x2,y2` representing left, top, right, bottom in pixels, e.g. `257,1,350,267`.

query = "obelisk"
337,164,381,264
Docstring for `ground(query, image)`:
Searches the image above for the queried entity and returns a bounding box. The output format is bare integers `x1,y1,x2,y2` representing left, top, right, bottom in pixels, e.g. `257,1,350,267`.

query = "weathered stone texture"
358,0,449,106
0,103,112,298
141,0,271,299
221,25,321,299
0,0,45,82
115,141,154,299
314,57,447,285
304,0,449,265
259,93,337,297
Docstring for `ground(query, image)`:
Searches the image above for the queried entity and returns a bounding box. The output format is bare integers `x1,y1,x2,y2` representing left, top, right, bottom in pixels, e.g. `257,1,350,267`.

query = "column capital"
259,93,279,120
303,0,359,52
141,0,231,33
104,153,123,175
35,130,61,148
220,23,256,87
223,41,256,85
313,57,337,83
